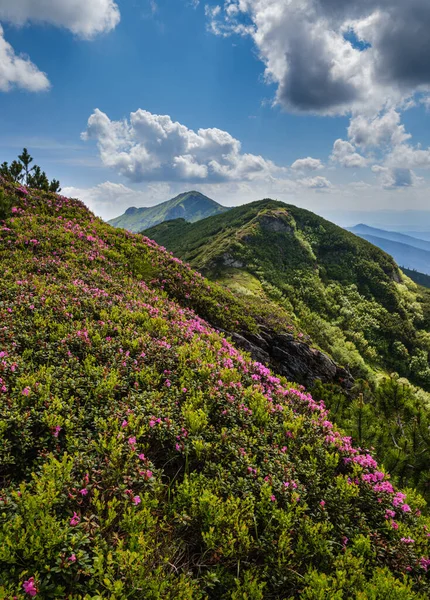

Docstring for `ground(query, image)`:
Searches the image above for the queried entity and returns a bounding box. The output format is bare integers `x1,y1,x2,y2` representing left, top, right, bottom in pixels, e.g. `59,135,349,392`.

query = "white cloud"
372,165,417,189
0,24,50,91
291,157,323,171
348,110,411,149
331,139,368,168
0,0,120,93
298,176,332,190
0,0,120,39
207,0,430,116
82,108,286,183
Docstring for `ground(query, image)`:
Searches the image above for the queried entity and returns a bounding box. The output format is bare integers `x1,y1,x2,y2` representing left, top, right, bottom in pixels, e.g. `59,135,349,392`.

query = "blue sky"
1,0,430,228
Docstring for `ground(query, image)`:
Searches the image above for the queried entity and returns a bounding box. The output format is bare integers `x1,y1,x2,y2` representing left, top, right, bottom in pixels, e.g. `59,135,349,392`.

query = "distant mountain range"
108,191,229,233
347,224,430,276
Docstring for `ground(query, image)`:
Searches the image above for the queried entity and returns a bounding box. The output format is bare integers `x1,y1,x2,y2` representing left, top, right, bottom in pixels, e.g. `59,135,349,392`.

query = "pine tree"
28,166,50,191
9,160,24,183
18,148,34,185
49,179,61,193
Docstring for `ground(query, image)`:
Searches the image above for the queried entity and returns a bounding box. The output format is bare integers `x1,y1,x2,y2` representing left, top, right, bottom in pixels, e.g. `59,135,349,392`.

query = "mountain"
352,233,430,276
404,231,430,242
1,180,429,598
145,200,430,499
348,224,430,253
144,201,430,382
108,190,229,233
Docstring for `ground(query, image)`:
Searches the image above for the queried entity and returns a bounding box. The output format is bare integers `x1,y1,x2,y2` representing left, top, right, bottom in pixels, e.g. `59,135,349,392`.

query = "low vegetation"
145,201,430,501
1,181,429,598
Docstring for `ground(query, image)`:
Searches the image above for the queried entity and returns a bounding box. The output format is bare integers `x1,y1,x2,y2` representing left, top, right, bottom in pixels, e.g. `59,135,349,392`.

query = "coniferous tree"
1,149,61,192
18,148,34,185
49,179,61,193
27,166,50,191
9,160,24,183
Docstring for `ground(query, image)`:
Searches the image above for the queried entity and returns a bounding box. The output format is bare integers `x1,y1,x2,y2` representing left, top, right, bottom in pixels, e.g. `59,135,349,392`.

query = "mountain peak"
108,190,229,233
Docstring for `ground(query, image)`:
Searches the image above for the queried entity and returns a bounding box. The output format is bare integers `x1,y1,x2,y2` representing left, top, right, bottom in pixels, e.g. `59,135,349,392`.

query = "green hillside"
108,191,229,233
1,181,429,598
145,200,430,499
144,200,430,379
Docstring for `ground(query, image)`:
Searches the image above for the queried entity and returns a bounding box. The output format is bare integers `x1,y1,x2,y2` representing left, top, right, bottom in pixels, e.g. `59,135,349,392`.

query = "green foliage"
403,268,430,289
1,148,61,192
313,374,430,500
145,199,430,385
0,188,12,220
0,181,429,597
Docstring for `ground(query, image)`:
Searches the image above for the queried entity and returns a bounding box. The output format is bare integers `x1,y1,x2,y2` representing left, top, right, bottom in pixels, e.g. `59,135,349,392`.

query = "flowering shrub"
0,180,428,598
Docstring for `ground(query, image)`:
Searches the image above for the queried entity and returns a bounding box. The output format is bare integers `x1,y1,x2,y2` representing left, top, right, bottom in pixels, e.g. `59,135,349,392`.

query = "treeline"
0,148,61,193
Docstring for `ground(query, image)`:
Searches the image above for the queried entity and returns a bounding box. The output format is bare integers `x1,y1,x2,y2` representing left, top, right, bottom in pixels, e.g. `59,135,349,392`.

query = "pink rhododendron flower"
22,577,37,596
320,500,325,507
79,488,88,496
68,554,77,562
53,426,62,438
133,495,141,505
70,512,80,526
22,387,30,396
420,557,430,571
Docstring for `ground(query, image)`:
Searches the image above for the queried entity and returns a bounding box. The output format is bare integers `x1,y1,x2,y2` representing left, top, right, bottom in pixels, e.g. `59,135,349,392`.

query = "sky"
1,0,430,229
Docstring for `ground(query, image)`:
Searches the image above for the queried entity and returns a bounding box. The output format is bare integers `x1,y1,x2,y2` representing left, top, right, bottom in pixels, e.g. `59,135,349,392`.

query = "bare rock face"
221,253,245,269
218,326,353,390
258,211,294,235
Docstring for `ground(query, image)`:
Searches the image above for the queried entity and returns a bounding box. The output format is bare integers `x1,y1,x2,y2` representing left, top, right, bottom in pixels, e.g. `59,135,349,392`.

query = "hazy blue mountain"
348,224,430,252
108,191,229,233
403,231,430,242
353,233,430,275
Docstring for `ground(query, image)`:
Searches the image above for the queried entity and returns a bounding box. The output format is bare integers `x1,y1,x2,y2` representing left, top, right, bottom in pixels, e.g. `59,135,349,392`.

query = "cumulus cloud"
298,176,332,190
291,157,323,171
208,0,430,115
348,110,411,149
372,165,416,189
82,108,285,183
0,0,120,39
331,139,368,168
0,24,50,91
0,0,120,92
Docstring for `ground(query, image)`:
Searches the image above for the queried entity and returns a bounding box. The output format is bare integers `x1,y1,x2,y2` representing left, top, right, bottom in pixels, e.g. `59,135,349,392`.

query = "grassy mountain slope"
1,181,429,598
350,232,430,276
108,191,229,233
348,225,430,253
145,201,430,500
144,200,430,381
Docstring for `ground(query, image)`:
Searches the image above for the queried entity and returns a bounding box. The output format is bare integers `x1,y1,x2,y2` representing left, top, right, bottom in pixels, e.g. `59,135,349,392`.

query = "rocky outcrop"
218,326,353,390
221,253,245,269
258,211,294,234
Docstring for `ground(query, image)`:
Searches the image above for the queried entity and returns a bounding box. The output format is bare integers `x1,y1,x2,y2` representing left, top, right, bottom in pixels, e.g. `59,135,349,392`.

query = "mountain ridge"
348,224,430,253
108,190,229,233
